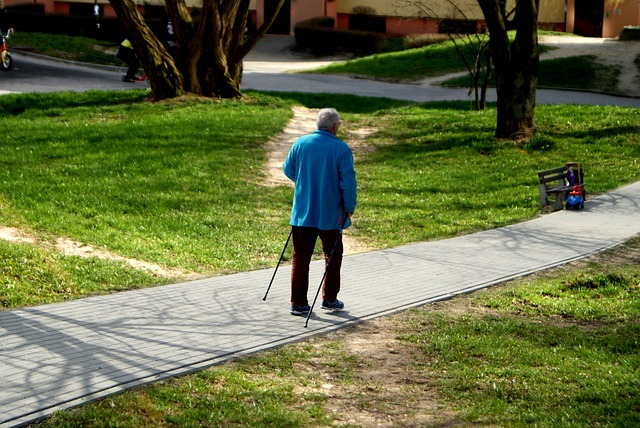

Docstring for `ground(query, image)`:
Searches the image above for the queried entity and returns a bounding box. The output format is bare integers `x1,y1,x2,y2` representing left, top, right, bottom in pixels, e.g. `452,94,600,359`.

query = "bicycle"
1,28,14,71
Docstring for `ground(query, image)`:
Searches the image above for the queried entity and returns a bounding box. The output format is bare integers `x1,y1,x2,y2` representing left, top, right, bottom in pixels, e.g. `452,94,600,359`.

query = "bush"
299,16,334,28
349,15,385,33
619,26,640,41
351,6,377,15
294,17,386,55
348,5,385,33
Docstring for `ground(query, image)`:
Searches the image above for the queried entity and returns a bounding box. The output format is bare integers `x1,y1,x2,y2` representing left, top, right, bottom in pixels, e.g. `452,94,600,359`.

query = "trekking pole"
305,216,348,328
263,229,293,301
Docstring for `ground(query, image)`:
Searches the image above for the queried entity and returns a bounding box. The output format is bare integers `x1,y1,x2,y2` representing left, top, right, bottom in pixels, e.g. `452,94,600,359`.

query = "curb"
11,48,127,74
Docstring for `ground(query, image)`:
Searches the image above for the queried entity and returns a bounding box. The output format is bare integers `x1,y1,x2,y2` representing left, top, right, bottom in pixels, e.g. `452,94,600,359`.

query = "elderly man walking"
283,108,357,316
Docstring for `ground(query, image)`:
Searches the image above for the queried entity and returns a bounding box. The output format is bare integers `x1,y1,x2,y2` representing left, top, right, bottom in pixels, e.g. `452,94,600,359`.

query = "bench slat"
537,163,585,210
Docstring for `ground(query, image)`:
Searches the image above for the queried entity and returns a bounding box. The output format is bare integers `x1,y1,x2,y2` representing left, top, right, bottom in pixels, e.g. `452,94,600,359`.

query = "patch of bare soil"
263,106,318,188
262,107,378,188
0,226,199,280
0,226,36,244
54,237,200,279
263,106,378,255
295,317,462,427
1,105,376,273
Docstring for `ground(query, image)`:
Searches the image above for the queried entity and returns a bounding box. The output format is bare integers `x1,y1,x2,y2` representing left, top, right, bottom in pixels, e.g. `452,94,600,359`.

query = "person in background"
117,38,140,82
283,108,357,316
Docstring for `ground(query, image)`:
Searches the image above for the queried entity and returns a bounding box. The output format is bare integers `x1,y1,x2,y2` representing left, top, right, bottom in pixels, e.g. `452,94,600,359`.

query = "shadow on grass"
252,90,412,113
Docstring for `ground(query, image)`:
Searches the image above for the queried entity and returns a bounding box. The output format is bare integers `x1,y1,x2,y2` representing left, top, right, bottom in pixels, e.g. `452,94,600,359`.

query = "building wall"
256,0,566,36
53,1,68,14
566,0,640,38
337,0,484,20
290,0,325,31
13,0,565,35
334,0,564,34
335,0,564,22
16,0,638,40
386,16,440,34
540,0,566,24
565,0,577,34
4,0,564,23
603,0,640,37
255,0,265,28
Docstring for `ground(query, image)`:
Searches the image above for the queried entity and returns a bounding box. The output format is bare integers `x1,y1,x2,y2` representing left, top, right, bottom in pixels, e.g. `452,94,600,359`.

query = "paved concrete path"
2,35,640,427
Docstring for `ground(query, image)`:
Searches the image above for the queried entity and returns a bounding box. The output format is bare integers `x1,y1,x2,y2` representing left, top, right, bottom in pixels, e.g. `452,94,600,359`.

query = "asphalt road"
0,52,144,95
2,47,640,109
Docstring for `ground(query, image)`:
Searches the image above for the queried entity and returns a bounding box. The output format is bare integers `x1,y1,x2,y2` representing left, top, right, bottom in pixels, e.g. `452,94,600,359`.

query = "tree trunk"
494,55,538,140
200,0,246,98
478,0,540,140
165,0,198,93
111,0,285,100
109,0,184,100
167,0,284,98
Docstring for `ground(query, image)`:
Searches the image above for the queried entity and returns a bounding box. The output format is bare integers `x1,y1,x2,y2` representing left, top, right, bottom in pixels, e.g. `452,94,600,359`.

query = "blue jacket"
283,130,357,230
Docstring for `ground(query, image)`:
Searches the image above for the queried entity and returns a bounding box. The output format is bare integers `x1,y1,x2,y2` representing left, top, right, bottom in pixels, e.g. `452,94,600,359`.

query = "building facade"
566,0,640,38
258,0,638,38
5,0,640,39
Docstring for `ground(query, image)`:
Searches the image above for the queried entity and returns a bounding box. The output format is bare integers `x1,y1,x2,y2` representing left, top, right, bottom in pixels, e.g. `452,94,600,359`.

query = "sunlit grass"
1,91,639,309
307,32,625,95
399,236,640,426
3,31,639,427
10,31,122,66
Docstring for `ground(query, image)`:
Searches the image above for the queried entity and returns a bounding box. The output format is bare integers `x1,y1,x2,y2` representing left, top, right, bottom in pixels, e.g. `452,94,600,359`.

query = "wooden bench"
537,163,585,210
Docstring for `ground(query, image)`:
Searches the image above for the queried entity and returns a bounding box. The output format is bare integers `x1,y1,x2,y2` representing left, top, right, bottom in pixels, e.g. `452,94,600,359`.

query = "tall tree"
109,0,285,100
478,0,540,140
110,0,183,100
395,0,540,140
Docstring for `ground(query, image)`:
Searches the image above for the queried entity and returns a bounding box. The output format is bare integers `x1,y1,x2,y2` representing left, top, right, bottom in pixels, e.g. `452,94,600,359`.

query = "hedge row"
294,17,385,55
619,26,640,41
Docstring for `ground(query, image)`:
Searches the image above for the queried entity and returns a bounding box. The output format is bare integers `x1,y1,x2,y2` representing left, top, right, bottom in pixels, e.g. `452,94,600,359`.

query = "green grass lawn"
442,54,620,94
2,30,639,427
305,37,477,81
10,32,122,66
304,33,625,95
1,91,639,309
399,238,640,426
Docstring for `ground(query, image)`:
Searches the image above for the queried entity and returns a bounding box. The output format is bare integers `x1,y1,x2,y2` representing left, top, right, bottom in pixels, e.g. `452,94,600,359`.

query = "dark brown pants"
290,226,343,306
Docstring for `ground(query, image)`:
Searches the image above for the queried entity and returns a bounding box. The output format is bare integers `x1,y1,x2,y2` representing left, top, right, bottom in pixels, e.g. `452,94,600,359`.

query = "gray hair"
317,108,340,131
